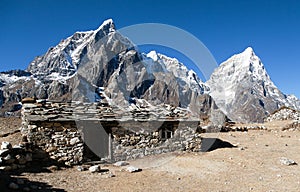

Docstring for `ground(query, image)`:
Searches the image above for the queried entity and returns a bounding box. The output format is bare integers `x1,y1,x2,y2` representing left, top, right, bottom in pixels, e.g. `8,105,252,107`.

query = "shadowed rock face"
0,90,3,107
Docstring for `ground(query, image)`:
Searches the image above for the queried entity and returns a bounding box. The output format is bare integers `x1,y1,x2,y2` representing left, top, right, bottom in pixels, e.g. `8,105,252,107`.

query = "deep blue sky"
1,0,299,97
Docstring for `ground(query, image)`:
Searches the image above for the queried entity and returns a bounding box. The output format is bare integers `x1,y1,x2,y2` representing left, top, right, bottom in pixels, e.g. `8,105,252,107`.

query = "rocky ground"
1,117,300,191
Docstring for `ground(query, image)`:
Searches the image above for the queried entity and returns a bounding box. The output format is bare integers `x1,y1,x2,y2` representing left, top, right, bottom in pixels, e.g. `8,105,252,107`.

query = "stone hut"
21,99,202,165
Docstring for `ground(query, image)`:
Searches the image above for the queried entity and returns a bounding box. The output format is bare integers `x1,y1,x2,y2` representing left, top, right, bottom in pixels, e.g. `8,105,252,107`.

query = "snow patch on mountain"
147,50,159,62
0,73,30,87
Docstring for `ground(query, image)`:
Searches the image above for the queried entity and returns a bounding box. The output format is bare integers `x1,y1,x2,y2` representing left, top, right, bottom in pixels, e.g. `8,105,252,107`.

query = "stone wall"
21,100,93,165
24,121,84,166
112,125,201,161
21,99,203,165
0,141,33,171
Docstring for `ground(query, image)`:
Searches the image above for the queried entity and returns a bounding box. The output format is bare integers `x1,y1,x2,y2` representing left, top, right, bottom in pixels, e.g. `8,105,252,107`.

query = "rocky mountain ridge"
0,19,299,123
0,19,224,125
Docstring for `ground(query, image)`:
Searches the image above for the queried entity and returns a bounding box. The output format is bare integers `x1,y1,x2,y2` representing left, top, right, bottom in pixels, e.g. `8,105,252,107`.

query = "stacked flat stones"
0,141,33,171
265,107,300,130
113,126,202,161
265,107,300,122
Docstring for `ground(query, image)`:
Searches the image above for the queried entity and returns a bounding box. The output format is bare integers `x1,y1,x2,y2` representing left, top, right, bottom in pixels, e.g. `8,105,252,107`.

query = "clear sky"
1,0,299,97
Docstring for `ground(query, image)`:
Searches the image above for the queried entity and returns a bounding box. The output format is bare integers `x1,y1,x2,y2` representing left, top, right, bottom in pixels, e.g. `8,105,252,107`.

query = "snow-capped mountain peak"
146,50,159,62
95,18,115,32
244,46,254,54
27,19,117,79
208,47,300,122
1,17,299,124
216,47,272,84
145,51,208,94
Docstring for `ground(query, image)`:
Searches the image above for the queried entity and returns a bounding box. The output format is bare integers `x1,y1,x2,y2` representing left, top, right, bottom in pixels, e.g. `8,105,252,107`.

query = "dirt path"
1,119,300,191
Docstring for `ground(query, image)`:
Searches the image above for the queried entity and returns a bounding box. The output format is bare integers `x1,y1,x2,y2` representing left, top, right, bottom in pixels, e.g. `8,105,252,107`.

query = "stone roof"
22,99,198,123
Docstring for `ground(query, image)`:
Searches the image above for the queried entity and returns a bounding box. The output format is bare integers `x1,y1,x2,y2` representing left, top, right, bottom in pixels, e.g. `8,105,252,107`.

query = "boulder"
21,97,36,104
114,161,129,167
8,182,19,190
126,166,140,173
280,157,297,166
89,165,100,173
1,141,12,150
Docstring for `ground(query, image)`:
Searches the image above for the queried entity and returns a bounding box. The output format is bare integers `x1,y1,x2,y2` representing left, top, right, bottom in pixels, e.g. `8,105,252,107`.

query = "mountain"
0,19,225,125
27,19,117,78
0,19,298,123
207,47,300,122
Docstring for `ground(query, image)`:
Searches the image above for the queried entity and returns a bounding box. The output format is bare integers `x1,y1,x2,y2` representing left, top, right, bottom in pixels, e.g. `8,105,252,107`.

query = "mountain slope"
1,19,298,123
0,19,225,125
27,19,116,78
207,47,300,122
